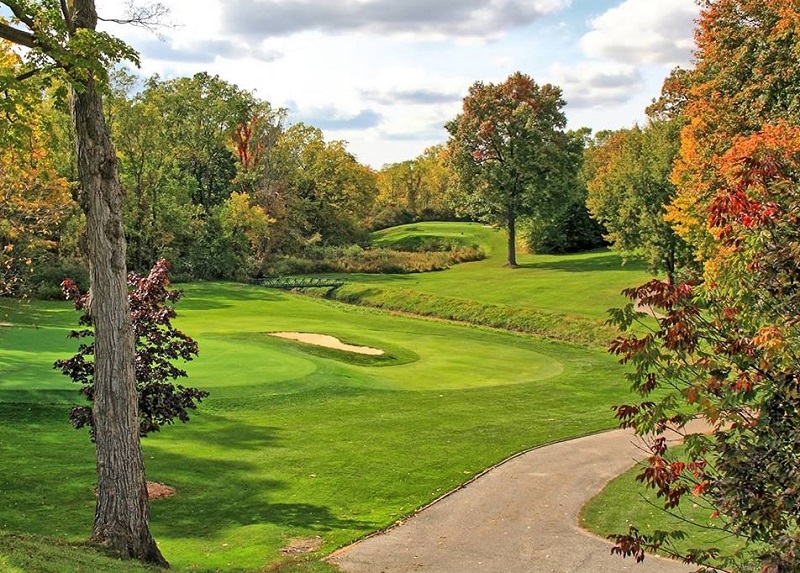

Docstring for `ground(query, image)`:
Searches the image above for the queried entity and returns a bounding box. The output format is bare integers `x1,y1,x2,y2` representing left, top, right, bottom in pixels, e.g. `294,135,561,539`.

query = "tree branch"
2,1,36,31
15,67,41,81
59,0,75,35
97,1,170,32
0,20,37,49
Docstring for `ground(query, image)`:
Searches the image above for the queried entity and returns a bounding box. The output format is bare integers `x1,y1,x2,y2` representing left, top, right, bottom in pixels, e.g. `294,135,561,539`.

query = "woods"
2,0,800,571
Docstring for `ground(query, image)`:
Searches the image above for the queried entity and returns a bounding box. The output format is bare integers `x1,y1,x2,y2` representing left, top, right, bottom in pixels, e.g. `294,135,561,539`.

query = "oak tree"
446,72,577,267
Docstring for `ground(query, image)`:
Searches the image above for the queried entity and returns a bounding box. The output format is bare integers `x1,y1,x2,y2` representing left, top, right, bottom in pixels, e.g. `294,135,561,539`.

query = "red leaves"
610,527,651,563
638,455,690,509
55,259,207,438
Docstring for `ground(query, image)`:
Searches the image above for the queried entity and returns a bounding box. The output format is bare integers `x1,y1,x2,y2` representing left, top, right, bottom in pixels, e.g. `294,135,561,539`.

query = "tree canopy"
446,72,578,267
609,2,800,571
585,120,690,282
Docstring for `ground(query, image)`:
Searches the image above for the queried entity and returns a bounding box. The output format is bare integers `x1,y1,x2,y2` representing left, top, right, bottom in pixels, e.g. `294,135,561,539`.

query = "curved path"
328,428,695,573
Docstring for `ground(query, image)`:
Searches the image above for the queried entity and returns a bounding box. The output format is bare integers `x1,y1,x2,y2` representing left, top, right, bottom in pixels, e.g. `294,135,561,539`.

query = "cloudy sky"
94,1,696,167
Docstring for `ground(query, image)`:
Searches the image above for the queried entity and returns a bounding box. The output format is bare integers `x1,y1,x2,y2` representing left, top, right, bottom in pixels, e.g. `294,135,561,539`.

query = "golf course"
1,222,656,572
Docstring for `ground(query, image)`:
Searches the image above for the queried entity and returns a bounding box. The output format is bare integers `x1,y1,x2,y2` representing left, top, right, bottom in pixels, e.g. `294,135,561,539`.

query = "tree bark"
70,0,167,566
505,209,518,267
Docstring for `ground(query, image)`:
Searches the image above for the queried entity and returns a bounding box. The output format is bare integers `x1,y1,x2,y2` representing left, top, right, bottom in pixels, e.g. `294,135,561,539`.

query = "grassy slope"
0,222,654,571
366,222,652,320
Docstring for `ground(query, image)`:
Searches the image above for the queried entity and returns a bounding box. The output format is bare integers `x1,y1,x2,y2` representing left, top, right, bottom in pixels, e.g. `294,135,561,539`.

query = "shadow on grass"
147,419,377,539
517,251,646,273
0,299,75,329
0,404,377,546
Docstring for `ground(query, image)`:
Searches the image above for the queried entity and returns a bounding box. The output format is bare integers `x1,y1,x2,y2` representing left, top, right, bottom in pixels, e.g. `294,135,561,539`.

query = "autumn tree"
609,2,800,570
0,40,72,295
0,1,168,565
611,122,800,573
668,0,800,254
276,123,378,246
373,145,457,229
446,72,578,267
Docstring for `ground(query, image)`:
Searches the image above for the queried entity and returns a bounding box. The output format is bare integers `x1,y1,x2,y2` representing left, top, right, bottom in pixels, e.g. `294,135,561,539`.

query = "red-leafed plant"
608,124,800,573
55,259,208,438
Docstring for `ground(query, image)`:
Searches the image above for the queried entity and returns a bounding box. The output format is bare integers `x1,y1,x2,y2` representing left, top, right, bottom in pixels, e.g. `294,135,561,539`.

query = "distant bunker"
270,332,385,356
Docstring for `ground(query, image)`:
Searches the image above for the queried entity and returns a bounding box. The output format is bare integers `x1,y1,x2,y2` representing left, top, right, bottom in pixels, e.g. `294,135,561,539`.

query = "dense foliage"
55,259,207,438
1,55,477,293
609,2,800,571
446,72,581,267
585,121,690,281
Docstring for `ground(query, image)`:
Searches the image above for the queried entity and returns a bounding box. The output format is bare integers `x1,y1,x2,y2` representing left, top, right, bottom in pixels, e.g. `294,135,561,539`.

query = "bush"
252,244,485,277
27,257,89,300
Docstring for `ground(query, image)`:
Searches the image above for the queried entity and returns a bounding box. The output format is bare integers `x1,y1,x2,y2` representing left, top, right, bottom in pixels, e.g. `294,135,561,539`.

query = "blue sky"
7,0,700,167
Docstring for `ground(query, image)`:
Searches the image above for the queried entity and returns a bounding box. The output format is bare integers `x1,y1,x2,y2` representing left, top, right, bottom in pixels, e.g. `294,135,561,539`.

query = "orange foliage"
668,0,800,257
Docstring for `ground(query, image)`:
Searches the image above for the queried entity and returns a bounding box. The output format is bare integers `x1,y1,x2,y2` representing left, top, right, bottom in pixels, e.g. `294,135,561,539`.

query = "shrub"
252,245,485,277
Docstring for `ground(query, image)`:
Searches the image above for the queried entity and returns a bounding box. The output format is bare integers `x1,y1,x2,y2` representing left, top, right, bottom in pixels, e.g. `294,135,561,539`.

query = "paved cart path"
328,427,696,573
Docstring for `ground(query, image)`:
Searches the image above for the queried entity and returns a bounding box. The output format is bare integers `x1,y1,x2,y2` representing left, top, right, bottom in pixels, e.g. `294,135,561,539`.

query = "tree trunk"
505,210,518,268
71,0,166,566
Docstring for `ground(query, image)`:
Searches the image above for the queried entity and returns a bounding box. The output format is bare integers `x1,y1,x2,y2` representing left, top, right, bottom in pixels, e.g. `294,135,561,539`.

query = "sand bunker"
271,332,384,356
0,322,12,328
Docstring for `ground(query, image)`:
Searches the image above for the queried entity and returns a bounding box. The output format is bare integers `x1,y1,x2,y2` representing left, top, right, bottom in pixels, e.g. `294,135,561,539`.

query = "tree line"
2,45,615,298
5,0,798,569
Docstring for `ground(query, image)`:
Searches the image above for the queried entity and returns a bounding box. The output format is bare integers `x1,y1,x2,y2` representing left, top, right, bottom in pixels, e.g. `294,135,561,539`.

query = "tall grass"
326,284,617,348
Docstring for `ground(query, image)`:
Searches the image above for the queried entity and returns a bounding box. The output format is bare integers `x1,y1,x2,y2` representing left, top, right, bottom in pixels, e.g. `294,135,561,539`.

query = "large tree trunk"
505,210,518,268
71,0,166,566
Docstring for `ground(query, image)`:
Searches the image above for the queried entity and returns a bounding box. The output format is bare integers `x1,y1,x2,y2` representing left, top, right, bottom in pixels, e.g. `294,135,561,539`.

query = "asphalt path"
328,428,696,573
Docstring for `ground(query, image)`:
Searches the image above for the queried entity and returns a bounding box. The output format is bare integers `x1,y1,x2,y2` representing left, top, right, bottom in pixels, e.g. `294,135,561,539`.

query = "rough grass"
326,284,618,348
0,530,162,573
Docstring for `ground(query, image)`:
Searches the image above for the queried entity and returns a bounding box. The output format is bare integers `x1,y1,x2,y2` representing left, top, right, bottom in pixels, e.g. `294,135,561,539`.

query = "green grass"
362,222,653,321
0,222,658,571
326,223,654,347
1,281,630,571
580,455,747,566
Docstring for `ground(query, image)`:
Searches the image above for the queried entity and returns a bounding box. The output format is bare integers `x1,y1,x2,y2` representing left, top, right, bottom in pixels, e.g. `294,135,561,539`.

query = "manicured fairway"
1,280,631,571
366,222,654,321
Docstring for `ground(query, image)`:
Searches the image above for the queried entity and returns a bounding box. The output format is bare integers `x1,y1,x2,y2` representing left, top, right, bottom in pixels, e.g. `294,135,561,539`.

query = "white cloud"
579,0,698,65
551,62,643,109
220,0,571,40
88,0,697,167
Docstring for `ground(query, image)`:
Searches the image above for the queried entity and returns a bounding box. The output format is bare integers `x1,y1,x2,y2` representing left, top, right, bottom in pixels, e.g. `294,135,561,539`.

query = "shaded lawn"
0,282,631,571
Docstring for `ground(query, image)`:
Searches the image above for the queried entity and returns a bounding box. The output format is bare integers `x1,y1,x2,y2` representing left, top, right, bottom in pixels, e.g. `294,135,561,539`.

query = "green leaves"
446,72,577,265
